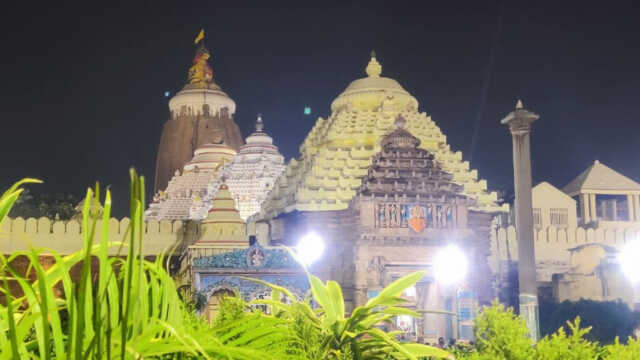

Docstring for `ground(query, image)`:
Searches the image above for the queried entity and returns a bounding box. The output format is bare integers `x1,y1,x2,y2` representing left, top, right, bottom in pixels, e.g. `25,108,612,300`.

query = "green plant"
246,271,452,359
0,172,288,359
470,300,535,360
540,299,640,344
535,317,601,360
602,336,640,359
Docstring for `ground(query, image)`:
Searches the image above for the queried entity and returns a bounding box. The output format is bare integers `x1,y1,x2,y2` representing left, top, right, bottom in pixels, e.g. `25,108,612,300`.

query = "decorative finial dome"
366,51,382,78
256,113,264,132
516,99,524,109
394,114,407,129
381,115,421,149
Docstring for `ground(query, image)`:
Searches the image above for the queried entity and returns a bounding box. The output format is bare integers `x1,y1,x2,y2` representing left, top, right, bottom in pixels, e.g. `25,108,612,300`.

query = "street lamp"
295,232,325,267
619,239,640,283
433,245,468,285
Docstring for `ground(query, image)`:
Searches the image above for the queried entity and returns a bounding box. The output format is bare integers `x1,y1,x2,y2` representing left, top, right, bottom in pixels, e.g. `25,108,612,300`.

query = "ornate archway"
205,288,235,323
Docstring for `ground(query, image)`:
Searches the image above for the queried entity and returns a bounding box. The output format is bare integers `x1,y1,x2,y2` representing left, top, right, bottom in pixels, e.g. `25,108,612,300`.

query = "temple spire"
256,113,264,132
516,99,524,109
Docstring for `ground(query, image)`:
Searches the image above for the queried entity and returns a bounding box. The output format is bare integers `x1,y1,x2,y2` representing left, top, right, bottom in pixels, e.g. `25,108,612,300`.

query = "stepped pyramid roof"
196,184,246,246
146,142,235,221
259,54,505,218
563,160,640,196
359,116,470,203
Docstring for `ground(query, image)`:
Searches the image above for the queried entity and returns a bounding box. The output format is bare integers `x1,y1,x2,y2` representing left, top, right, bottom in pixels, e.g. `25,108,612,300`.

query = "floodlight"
619,239,640,283
295,232,324,266
433,244,468,285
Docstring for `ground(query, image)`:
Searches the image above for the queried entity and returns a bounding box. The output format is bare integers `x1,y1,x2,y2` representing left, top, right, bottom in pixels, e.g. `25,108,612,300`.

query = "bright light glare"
433,245,468,285
295,232,324,266
619,240,640,283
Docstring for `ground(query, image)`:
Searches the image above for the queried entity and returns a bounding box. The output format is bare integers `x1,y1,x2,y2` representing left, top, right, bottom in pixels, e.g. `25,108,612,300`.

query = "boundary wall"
0,217,196,255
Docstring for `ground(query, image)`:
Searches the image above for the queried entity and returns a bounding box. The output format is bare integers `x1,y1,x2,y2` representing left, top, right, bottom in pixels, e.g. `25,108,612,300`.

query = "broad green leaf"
366,271,425,308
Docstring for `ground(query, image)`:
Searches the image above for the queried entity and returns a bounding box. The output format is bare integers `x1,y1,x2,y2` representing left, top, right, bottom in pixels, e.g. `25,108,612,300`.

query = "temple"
154,30,244,192
146,142,236,220
225,115,286,220
259,53,506,217
4,41,640,344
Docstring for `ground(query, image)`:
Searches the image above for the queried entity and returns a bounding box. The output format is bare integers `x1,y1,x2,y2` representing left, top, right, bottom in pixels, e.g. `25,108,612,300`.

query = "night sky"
2,1,639,217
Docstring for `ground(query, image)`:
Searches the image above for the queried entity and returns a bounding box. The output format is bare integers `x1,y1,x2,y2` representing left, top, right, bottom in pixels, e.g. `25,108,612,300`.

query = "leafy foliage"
602,336,640,359
0,173,289,359
535,318,601,359
8,188,80,220
540,299,640,344
470,300,535,360
456,301,640,360
244,271,453,360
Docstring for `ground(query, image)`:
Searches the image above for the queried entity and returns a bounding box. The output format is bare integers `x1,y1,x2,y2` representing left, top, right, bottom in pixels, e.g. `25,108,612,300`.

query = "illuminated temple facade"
5,37,640,344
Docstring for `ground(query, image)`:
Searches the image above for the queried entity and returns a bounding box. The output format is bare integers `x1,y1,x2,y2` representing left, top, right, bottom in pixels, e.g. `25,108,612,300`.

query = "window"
550,208,568,227
533,208,541,228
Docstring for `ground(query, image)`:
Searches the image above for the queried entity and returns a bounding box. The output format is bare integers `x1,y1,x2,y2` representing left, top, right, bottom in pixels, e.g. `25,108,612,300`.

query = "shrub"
535,318,601,360
540,299,640,344
471,300,535,360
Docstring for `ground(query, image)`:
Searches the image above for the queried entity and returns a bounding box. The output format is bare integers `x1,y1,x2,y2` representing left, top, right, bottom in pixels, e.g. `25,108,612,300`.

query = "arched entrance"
205,288,235,323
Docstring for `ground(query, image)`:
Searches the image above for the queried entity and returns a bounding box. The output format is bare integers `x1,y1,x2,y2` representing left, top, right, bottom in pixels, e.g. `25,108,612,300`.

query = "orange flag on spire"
194,29,205,44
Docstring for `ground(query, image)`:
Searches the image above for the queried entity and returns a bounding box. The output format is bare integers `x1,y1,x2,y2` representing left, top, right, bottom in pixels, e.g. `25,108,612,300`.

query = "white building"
225,115,286,220
146,143,236,221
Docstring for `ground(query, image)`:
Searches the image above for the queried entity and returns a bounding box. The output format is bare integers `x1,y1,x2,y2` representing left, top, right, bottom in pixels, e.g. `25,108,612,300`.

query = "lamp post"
501,99,540,341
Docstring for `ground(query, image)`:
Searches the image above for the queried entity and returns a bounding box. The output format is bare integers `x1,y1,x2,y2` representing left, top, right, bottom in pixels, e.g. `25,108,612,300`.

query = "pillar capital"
501,99,539,134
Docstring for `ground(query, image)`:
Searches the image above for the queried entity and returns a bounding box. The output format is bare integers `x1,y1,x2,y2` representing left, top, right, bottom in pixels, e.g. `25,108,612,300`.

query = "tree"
8,189,80,220
539,299,640,344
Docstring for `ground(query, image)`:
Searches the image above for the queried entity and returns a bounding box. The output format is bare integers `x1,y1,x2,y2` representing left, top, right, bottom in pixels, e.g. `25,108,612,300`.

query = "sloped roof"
563,160,640,195
533,181,576,203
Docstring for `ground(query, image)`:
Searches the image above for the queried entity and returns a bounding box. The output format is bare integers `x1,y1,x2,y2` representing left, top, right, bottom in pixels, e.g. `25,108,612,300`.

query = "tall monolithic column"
501,100,540,341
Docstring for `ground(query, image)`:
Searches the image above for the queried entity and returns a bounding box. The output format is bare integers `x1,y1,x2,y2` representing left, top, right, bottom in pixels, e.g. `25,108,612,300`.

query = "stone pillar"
590,194,597,222
634,195,640,222
501,100,540,342
627,194,634,222
581,194,590,224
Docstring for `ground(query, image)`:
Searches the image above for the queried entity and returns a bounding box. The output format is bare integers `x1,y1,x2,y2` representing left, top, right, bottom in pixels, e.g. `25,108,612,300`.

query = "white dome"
183,143,237,172
169,84,236,116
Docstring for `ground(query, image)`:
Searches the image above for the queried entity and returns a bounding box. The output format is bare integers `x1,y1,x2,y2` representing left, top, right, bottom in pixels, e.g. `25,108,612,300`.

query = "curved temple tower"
154,30,243,192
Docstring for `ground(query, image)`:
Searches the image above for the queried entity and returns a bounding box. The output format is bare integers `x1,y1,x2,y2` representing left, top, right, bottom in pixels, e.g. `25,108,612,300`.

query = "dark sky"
1,1,638,217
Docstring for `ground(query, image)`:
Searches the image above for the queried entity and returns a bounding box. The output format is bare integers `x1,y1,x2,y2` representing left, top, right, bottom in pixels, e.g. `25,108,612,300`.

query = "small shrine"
184,184,307,322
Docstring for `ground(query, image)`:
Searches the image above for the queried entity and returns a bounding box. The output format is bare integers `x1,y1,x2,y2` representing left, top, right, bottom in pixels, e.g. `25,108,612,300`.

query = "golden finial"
188,30,214,87
366,50,382,78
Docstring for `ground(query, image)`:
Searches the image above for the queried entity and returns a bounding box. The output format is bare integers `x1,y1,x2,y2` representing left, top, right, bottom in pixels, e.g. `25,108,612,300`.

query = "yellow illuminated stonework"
260,54,507,217
197,184,247,247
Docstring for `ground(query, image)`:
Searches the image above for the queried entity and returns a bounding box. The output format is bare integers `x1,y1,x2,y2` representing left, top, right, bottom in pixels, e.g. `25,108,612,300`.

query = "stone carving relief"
374,203,458,232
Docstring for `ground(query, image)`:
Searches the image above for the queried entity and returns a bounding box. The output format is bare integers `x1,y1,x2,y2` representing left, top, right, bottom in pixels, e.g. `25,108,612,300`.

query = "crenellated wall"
489,225,640,282
0,217,196,255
